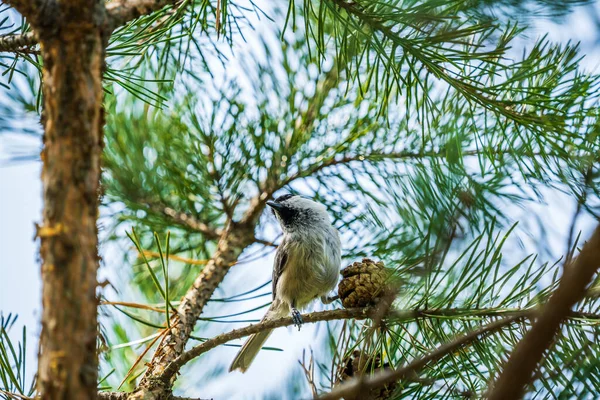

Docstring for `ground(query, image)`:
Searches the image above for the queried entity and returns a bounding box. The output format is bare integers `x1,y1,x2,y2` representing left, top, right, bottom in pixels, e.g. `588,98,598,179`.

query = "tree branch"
157,307,600,386
99,393,206,400
1,0,183,54
0,389,33,400
105,0,182,29
159,206,219,238
282,150,447,187
240,62,344,226
142,203,276,248
325,0,524,122
160,308,374,383
0,32,37,52
145,203,221,239
121,63,348,398
0,0,58,34
99,306,599,399
282,148,563,188
129,223,256,399
318,314,525,400
487,224,600,400
126,151,288,399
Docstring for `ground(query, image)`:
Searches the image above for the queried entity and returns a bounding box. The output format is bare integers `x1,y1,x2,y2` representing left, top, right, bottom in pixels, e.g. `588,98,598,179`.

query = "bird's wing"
272,241,288,300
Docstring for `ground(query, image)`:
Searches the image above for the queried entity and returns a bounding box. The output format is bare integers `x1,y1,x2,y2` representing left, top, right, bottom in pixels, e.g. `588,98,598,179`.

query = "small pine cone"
338,350,397,400
338,258,388,308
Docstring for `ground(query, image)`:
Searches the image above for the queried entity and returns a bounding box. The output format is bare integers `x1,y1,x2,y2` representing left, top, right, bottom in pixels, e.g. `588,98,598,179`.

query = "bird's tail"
229,302,287,373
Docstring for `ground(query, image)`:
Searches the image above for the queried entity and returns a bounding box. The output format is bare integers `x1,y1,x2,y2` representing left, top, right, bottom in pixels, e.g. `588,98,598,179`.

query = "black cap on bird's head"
266,194,296,212
266,194,328,230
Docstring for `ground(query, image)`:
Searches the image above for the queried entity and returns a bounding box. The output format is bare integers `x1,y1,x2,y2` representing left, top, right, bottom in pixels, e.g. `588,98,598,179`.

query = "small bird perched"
229,194,341,372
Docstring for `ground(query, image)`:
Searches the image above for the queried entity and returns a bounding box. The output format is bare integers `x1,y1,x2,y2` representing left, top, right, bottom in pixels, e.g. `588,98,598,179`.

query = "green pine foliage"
100,1,600,398
0,315,35,400
3,0,600,399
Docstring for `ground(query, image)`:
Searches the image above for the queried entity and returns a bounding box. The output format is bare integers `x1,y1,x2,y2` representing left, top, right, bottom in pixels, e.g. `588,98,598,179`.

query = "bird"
229,194,341,373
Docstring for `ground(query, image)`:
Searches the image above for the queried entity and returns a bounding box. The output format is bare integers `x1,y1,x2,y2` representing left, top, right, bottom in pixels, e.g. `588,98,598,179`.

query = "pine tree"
2,0,600,399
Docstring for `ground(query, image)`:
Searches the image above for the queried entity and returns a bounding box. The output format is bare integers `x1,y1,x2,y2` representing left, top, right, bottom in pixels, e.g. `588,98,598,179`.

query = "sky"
2,2,600,399
0,157,41,318
0,150,41,395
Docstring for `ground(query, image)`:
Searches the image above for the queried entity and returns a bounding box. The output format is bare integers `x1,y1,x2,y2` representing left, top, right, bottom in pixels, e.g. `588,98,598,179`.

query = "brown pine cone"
338,258,388,308
337,350,397,400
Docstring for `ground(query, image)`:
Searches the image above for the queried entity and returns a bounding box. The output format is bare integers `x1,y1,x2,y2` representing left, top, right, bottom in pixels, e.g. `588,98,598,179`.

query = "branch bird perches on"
95,304,600,399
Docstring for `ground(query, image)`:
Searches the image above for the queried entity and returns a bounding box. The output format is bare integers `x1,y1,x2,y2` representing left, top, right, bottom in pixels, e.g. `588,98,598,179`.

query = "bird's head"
266,194,330,232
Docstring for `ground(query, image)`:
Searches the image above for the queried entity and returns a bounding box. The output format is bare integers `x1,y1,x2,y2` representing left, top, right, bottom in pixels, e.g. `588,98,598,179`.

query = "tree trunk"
36,13,108,399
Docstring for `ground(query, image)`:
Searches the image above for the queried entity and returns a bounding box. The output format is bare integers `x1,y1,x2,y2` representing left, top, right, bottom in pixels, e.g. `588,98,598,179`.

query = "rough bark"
30,1,110,399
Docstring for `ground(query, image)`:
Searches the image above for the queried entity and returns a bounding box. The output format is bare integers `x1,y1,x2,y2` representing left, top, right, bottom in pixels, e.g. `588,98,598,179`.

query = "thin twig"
101,300,165,313
98,392,207,400
254,238,278,248
0,389,33,400
106,0,185,29
138,249,209,266
565,167,592,263
149,204,221,239
117,329,167,390
487,225,600,400
299,349,319,398
282,149,552,188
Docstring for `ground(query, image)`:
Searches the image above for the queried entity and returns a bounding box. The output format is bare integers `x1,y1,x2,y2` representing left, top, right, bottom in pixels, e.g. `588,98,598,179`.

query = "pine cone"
338,258,388,308
338,350,397,400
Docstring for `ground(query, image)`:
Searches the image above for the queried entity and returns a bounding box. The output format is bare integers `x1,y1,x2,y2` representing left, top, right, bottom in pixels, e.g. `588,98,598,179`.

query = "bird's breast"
276,232,340,309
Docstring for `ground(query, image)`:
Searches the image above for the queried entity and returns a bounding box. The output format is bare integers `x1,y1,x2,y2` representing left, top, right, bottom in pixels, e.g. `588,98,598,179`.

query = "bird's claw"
291,308,303,331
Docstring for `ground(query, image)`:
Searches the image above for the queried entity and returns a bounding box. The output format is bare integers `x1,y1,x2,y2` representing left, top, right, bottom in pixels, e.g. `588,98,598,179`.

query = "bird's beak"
266,201,284,212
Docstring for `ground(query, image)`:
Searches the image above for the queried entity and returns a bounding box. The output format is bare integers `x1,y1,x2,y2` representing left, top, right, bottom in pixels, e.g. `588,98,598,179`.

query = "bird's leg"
291,301,303,331
291,309,303,330
321,294,339,304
